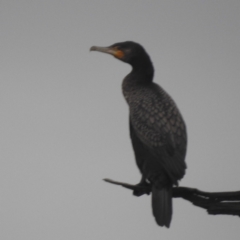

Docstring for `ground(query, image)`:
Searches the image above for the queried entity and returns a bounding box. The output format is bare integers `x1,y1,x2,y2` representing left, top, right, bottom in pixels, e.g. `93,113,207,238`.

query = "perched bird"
90,41,187,228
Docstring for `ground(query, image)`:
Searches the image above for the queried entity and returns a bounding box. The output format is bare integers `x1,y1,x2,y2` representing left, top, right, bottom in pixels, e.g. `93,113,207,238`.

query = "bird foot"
103,178,151,197
133,181,151,196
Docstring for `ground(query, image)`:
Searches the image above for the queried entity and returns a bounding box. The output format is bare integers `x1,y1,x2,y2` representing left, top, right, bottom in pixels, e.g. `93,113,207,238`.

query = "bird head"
90,41,150,67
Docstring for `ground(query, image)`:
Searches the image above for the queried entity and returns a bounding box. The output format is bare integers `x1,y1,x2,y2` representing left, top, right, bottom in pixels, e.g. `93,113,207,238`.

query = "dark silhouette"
90,41,187,227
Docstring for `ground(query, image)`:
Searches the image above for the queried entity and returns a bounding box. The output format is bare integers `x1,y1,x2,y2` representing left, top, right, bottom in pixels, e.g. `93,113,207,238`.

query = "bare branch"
103,178,240,217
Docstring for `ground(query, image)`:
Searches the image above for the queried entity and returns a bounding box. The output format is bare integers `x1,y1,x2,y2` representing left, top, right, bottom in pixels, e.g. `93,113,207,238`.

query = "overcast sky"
1,1,240,239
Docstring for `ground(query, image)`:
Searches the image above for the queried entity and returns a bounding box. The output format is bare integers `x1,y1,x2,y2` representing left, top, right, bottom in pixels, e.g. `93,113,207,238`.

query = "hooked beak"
90,46,115,54
90,46,124,59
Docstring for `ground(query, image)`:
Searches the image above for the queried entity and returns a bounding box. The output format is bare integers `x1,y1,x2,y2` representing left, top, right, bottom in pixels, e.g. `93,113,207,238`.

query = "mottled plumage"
90,41,187,228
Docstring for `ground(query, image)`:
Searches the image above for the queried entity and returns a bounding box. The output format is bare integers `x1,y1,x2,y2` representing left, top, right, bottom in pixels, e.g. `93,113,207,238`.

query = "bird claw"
103,178,151,196
133,188,151,196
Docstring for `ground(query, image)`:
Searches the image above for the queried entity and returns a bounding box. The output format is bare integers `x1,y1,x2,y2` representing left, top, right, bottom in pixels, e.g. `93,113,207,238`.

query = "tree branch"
103,178,240,216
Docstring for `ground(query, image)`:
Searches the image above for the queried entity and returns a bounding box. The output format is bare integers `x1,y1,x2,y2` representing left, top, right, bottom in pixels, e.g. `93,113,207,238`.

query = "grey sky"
1,0,240,239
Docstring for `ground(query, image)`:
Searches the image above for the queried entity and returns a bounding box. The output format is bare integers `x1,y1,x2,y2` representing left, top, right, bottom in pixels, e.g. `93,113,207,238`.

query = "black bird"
90,41,187,228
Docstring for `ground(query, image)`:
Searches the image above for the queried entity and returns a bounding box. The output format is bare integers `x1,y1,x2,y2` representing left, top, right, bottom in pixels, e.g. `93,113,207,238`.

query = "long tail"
152,185,172,228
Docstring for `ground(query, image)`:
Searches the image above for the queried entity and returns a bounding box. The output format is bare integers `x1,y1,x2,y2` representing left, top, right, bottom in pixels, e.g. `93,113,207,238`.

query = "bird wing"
129,92,186,183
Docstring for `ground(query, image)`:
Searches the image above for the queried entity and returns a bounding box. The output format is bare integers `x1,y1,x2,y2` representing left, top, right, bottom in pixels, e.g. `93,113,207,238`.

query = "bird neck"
130,55,154,83
122,61,154,104
130,60,154,83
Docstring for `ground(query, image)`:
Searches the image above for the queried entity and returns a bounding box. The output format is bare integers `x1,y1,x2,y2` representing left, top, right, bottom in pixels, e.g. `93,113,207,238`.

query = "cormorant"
90,41,187,228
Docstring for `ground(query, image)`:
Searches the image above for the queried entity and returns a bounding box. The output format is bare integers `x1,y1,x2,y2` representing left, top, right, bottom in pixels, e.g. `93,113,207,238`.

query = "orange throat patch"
114,50,124,59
